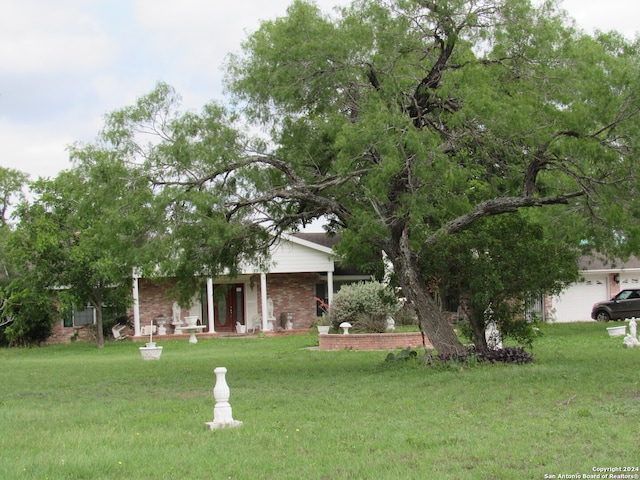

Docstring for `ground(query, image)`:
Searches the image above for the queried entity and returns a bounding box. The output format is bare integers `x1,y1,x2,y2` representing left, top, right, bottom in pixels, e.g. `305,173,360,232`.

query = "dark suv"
591,289,640,322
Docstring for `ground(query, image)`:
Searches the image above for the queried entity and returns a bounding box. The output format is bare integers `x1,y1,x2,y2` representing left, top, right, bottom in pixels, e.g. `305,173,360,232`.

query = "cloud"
0,0,637,183
559,0,640,39
0,120,74,180
0,0,114,76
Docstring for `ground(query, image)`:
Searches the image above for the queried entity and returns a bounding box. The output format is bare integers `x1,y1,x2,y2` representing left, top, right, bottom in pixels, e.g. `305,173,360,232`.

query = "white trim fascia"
580,268,640,275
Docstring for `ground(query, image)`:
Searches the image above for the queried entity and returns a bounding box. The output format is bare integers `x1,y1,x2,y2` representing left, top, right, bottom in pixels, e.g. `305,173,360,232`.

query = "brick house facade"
129,233,370,338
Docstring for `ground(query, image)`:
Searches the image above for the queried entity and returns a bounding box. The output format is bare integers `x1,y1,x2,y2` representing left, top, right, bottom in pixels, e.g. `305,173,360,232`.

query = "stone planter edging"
318,332,431,351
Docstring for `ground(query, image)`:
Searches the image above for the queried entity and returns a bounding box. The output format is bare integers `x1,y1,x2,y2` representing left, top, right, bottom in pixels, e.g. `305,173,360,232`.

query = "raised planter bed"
319,332,432,351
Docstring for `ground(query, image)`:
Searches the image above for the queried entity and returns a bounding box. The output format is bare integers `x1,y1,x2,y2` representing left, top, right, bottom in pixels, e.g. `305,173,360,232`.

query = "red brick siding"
259,273,320,329
46,321,95,344
135,278,178,326
133,274,321,331
319,332,431,351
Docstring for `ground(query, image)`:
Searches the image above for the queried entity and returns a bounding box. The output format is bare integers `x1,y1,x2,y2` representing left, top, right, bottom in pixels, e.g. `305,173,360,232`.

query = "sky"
1,0,639,181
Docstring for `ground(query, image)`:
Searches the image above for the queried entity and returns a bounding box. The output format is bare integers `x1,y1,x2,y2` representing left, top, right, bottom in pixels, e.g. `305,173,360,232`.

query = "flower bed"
318,332,432,351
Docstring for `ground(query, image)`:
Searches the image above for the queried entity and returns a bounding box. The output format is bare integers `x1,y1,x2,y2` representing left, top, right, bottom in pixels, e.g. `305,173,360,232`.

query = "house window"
62,306,95,327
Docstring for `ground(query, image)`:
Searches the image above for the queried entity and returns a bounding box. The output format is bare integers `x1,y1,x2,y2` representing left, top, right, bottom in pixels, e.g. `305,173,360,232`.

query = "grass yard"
1,322,639,479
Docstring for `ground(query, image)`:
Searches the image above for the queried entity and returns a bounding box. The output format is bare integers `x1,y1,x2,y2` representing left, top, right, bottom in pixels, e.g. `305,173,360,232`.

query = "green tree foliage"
53,1,640,355
220,0,640,355
11,156,155,348
0,167,29,281
0,166,28,228
420,213,580,350
80,83,277,306
0,280,54,347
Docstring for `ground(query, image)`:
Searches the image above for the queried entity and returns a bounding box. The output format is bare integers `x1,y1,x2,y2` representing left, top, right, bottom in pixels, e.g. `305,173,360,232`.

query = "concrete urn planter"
317,326,330,334
139,342,163,360
607,326,627,338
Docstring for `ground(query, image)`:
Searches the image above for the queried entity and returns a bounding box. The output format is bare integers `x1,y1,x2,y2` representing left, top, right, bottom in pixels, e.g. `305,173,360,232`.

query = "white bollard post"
206,367,243,430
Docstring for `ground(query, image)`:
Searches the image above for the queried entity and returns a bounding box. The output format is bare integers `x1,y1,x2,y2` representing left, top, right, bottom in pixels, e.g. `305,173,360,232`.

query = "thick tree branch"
427,192,584,243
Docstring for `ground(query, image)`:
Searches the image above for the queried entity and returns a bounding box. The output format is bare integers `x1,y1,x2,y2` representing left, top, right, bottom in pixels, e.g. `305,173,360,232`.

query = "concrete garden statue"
623,317,640,348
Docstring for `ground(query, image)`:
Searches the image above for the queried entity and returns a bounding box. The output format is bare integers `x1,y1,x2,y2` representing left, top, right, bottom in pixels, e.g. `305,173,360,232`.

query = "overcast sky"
1,0,639,180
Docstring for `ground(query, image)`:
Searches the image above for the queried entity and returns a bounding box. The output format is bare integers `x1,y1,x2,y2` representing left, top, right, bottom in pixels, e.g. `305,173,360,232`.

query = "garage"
551,275,609,322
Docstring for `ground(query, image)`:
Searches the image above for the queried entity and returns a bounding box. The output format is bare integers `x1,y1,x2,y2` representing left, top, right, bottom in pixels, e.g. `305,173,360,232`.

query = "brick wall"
318,332,432,351
46,321,96,344
259,273,320,329
133,274,321,331
136,278,177,326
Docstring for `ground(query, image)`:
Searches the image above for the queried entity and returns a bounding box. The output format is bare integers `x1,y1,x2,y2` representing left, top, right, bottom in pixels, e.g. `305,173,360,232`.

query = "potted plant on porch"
314,316,331,334
314,297,331,334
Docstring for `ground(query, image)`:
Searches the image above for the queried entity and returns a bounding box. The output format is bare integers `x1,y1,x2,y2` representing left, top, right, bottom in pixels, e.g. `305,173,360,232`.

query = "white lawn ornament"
206,367,243,430
484,319,503,350
623,317,640,348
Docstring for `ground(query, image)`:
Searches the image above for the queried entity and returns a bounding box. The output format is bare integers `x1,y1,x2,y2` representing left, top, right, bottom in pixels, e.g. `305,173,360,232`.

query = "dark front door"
214,284,244,332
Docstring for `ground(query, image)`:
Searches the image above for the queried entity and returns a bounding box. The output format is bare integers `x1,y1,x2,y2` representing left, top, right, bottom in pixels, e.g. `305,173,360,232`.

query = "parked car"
591,289,640,322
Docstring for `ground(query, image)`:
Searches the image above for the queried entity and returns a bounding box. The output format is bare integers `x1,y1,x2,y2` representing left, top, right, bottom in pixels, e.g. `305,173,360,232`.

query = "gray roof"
292,232,340,249
579,255,640,271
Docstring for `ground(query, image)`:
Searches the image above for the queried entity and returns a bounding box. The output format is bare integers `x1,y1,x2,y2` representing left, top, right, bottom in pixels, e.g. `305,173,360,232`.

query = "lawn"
0,322,639,479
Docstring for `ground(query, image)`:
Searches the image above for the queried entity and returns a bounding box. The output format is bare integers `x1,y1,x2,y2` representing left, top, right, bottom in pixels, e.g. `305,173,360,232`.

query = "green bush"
0,280,55,347
329,281,400,332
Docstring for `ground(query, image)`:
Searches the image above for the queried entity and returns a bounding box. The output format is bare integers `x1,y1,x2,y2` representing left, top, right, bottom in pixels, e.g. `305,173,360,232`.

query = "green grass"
1,322,639,479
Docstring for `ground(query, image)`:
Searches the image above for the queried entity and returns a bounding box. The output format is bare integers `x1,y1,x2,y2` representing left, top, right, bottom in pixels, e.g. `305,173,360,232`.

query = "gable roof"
290,232,340,250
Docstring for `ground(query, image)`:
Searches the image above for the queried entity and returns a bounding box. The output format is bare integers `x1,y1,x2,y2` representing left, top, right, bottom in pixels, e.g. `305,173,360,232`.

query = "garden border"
318,332,432,351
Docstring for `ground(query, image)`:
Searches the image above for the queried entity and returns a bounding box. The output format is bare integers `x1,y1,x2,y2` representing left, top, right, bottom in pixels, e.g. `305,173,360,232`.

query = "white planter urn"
317,325,330,334
139,343,163,360
607,326,627,337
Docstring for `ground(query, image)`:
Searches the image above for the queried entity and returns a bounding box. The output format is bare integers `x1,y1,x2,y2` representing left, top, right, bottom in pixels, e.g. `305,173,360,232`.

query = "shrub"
352,312,388,333
435,345,533,365
329,281,400,332
393,301,418,326
478,346,534,364
0,281,55,347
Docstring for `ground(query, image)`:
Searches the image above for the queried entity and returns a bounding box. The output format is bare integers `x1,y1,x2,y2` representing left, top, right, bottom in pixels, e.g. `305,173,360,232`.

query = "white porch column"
260,272,269,330
132,268,141,336
207,277,215,333
327,270,334,306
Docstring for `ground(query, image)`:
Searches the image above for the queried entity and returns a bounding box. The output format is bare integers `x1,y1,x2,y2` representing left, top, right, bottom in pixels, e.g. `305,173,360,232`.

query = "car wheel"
596,311,610,322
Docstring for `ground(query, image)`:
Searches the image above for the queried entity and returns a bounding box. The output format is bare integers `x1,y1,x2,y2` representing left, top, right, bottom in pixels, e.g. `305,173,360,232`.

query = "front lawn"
0,322,637,479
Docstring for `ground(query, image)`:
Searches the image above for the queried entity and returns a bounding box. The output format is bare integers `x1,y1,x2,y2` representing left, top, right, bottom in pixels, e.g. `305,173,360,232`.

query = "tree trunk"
459,293,488,353
388,227,467,357
469,312,488,353
92,299,104,349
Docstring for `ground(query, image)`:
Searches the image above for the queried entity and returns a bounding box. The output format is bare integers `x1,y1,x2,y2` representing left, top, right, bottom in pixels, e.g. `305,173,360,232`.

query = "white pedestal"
183,325,205,344
206,367,242,430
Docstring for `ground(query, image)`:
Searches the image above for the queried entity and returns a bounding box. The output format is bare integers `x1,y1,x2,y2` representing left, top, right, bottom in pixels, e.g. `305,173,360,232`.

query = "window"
62,306,95,327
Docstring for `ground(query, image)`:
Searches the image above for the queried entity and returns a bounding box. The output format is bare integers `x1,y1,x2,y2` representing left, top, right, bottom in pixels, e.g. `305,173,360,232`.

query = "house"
49,232,631,343
547,255,640,322
45,232,369,343
130,233,370,337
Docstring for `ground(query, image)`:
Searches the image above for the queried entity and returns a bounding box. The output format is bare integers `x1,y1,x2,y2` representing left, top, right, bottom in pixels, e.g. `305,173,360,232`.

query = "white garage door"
551,276,609,322
619,275,640,289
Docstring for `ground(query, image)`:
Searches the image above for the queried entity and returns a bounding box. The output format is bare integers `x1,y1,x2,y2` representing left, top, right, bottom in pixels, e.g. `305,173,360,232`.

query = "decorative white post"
206,367,243,430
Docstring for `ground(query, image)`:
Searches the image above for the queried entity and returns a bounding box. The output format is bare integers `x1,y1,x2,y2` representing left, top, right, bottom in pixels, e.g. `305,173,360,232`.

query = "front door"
214,284,244,332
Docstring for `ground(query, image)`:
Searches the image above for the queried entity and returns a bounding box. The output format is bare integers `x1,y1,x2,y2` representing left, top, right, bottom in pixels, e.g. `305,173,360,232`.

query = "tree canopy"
223,0,640,354
12,155,155,347
11,0,640,354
